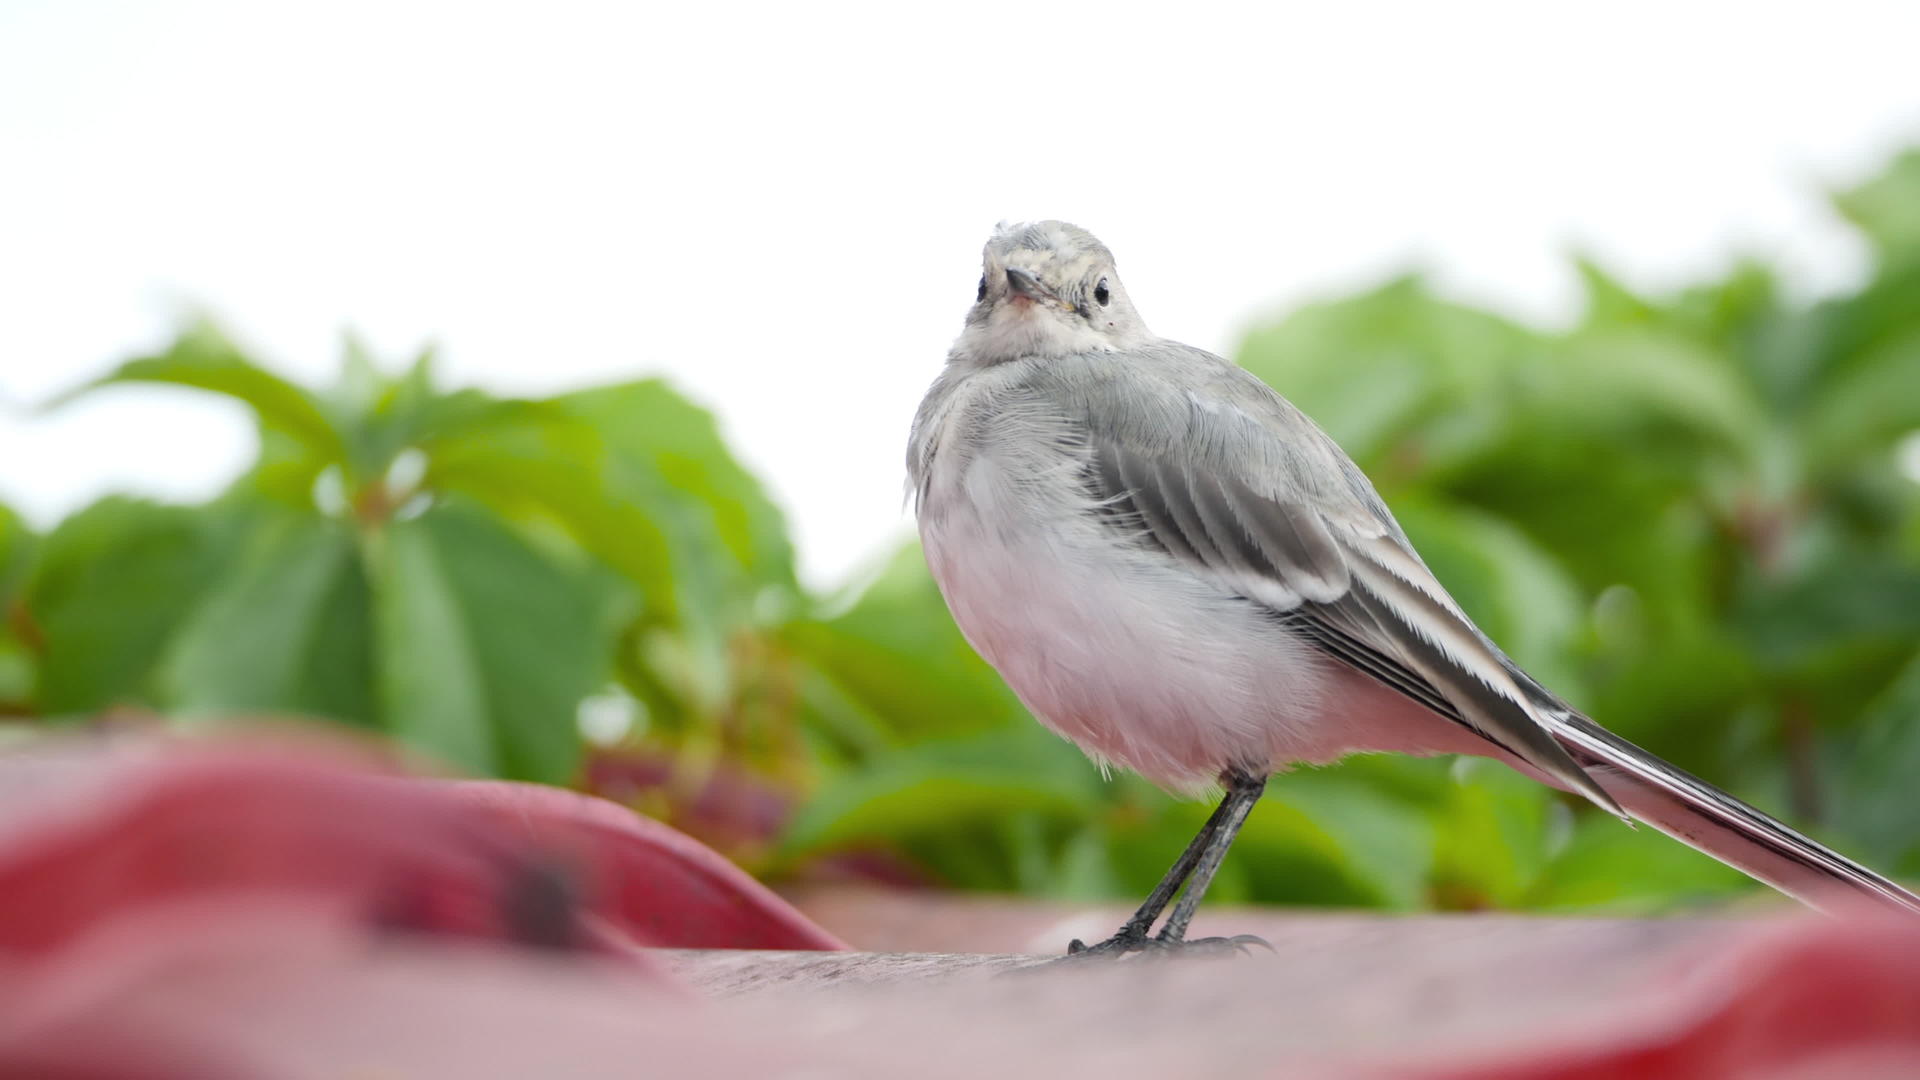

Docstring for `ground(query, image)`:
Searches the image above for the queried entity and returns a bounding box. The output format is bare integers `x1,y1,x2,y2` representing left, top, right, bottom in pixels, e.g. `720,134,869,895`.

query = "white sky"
4,1,1919,586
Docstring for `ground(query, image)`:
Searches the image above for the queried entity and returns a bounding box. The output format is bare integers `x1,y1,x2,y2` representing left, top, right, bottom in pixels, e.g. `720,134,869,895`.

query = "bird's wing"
1028,345,1920,913
1039,346,1626,818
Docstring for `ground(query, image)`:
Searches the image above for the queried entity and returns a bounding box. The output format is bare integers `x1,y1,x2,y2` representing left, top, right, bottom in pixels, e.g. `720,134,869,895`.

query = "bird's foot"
1136,932,1274,959
1060,930,1272,961
1062,929,1147,958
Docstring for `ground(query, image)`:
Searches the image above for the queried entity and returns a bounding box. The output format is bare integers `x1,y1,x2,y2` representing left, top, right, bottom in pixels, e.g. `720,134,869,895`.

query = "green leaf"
1832,651,1920,873
159,510,375,725
556,381,797,595
1255,768,1436,909
1575,257,1660,330
1581,256,1784,358
1801,261,1920,404
325,338,523,485
1528,813,1749,912
1237,276,1535,471
792,660,900,761
0,504,36,709
777,727,1102,859
1668,260,1783,354
1736,555,1920,667
28,498,230,714
1524,331,1768,462
1430,758,1560,908
424,403,682,616
0,503,32,613
48,321,345,463
1834,148,1920,262
372,501,622,782
1799,330,1920,468
428,380,796,731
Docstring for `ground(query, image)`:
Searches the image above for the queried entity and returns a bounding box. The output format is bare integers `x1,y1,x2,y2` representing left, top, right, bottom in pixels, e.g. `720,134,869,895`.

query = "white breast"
914,401,1352,796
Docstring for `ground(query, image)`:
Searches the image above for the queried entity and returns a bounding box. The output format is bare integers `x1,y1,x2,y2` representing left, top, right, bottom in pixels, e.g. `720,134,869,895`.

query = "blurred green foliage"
5,152,1920,912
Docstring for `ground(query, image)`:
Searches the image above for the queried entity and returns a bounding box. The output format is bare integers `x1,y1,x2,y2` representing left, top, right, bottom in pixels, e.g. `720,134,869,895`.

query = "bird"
905,220,1920,955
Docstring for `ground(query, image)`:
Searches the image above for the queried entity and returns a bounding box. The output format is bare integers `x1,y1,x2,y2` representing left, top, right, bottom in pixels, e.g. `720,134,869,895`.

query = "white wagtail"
907,220,1920,955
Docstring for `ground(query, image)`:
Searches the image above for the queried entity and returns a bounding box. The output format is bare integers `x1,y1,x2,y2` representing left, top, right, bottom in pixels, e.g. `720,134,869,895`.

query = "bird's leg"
1064,788,1234,956
1064,768,1269,957
1154,769,1266,947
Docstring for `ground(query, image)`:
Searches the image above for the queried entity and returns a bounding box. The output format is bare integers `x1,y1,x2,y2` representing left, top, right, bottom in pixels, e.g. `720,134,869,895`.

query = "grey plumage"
926,344,1625,815
910,220,1920,937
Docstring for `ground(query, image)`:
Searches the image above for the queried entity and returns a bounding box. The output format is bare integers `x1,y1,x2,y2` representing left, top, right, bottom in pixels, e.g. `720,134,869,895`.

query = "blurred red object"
0,734,1916,1079
1415,904,1920,1080
0,736,844,958
445,778,843,952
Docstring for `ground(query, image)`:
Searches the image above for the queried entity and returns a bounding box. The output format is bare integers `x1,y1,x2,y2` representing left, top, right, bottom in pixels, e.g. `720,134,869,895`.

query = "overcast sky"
5,1,1919,585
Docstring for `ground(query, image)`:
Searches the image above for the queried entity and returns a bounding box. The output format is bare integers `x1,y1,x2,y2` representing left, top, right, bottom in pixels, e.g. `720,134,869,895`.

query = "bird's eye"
976,275,987,302
1094,278,1111,307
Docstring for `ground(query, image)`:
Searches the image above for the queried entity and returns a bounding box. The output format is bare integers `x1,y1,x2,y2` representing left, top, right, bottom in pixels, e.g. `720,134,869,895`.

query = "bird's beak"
1003,266,1052,302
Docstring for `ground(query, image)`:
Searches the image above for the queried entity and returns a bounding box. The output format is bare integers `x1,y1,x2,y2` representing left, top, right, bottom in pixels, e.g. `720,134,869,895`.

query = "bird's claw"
1161,932,1274,956
1057,930,1272,961
1061,931,1146,959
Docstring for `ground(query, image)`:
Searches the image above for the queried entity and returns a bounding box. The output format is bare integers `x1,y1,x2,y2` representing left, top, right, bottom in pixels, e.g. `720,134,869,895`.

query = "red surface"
1418,908,1920,1080
444,779,845,951
0,739,845,958
0,734,1916,1078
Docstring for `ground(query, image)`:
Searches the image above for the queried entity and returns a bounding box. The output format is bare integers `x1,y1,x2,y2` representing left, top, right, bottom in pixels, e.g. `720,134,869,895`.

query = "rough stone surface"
659,893,1756,1068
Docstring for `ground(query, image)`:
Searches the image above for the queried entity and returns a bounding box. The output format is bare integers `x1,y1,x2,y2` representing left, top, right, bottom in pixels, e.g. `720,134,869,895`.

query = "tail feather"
1545,710,1920,916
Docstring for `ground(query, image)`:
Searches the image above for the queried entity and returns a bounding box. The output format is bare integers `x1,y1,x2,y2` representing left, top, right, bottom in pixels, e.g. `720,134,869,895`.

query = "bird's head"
953,220,1153,364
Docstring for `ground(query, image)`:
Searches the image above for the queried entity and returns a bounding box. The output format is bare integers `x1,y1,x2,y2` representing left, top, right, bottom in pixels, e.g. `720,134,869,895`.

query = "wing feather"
1082,419,1623,817
1016,343,1920,903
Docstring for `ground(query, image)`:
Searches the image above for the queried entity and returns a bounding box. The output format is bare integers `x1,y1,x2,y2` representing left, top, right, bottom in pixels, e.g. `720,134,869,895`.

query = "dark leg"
1155,770,1266,943
1065,786,1237,955
1063,768,1269,957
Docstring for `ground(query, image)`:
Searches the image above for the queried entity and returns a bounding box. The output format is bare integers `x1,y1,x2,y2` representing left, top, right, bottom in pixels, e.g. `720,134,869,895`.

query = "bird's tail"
1544,709,1920,915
